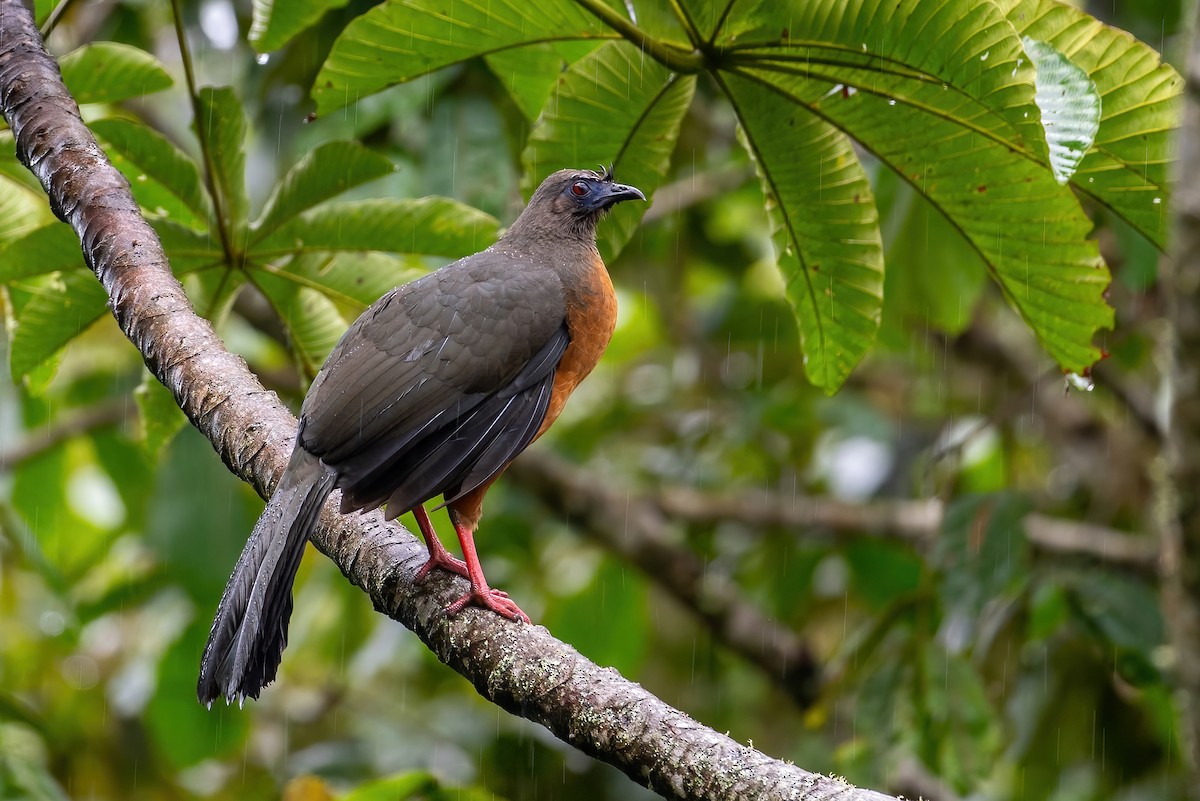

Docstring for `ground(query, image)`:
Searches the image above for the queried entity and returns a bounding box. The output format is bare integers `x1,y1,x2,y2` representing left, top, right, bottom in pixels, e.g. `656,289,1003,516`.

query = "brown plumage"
197,168,644,705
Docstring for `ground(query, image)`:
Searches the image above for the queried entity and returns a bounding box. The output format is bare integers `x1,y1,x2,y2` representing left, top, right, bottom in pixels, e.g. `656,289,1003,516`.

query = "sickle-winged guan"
197,168,645,705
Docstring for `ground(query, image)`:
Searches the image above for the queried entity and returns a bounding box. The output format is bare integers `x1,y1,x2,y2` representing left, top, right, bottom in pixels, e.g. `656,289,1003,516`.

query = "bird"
197,167,645,706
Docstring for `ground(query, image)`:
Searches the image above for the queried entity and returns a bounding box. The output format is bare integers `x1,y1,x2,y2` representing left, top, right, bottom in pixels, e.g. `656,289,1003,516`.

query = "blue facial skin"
567,177,646,213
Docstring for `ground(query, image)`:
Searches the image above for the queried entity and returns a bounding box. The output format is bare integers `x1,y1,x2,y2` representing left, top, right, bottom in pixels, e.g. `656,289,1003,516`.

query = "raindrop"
136,174,147,182
1153,196,1162,204
861,43,867,51
980,50,990,61
256,53,270,65
1065,372,1094,392
888,99,896,106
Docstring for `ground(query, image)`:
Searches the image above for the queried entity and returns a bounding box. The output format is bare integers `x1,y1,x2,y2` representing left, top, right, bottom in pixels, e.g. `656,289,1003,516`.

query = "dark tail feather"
197,447,336,706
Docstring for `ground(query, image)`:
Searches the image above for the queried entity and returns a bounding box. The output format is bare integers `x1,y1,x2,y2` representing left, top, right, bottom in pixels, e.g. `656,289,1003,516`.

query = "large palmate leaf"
0,224,86,282
90,118,211,225
9,270,109,381
723,74,883,390
309,0,1165,387
312,0,612,114
194,88,249,246
269,251,425,311
998,0,1181,247
733,66,1111,371
135,370,188,460
0,133,44,194
58,43,172,105
250,267,347,379
149,219,224,274
0,184,56,243
251,140,395,242
720,0,1049,158
250,0,352,53
522,42,695,262
252,197,499,260
486,41,601,121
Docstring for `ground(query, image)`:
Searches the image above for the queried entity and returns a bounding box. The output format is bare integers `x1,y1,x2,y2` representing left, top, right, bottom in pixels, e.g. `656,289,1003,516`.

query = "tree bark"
0,2,896,799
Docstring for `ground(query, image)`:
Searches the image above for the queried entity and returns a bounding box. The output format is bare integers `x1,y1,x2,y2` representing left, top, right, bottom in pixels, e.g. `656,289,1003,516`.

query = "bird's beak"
599,182,646,208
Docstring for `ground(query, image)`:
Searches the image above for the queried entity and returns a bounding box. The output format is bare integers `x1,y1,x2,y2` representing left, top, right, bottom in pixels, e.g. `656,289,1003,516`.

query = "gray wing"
296,253,568,513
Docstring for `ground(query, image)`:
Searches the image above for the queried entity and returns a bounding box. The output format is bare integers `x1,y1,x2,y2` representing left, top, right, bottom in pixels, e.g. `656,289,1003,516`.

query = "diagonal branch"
0,3,896,799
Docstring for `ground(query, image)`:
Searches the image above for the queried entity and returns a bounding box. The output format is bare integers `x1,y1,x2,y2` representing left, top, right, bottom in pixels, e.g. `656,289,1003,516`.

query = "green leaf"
0,181,53,243
0,724,70,801
252,197,499,260
149,218,225,273
194,87,249,245
250,0,352,53
723,0,1049,161
250,267,347,378
58,43,172,105
522,42,696,262
723,74,884,391
0,132,45,195
879,178,987,340
9,270,108,381
740,66,1112,372
0,224,81,283
1066,570,1164,655
90,118,211,225
273,251,425,311
485,42,600,120
341,772,437,801
935,494,1031,630
32,0,55,26
134,370,188,460
251,140,395,242
999,0,1181,248
1022,37,1101,185
312,0,610,114
183,267,245,323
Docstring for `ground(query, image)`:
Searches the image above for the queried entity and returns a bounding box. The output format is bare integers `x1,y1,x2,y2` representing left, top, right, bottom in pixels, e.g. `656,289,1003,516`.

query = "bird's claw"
445,587,530,623
415,550,469,581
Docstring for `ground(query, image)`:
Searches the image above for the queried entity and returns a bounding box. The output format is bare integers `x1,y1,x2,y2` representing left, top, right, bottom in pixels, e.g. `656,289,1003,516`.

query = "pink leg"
413,505,469,580
444,515,529,623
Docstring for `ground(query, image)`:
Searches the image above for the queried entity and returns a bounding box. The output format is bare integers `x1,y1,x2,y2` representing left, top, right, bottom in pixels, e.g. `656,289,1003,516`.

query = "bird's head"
505,167,646,243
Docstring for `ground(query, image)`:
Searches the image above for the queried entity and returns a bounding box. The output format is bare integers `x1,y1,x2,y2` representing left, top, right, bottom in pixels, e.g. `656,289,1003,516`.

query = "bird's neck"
495,224,604,284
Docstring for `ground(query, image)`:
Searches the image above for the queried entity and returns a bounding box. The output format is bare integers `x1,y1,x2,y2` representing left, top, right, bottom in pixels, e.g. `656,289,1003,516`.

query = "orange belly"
534,264,617,441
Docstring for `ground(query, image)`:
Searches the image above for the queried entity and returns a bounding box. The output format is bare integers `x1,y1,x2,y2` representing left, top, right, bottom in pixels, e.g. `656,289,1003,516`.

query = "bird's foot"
445,586,530,623
415,549,469,581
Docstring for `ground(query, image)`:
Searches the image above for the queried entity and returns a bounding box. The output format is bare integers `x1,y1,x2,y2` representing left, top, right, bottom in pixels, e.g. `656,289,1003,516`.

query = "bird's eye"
571,181,591,197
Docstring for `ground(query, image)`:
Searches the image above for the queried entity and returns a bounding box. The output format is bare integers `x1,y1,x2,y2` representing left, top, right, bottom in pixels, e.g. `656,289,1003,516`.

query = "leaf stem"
169,0,236,272
572,0,704,73
39,0,80,38
666,0,704,49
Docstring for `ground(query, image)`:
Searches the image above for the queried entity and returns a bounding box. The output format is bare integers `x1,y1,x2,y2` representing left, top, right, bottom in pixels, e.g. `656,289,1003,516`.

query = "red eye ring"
571,181,590,196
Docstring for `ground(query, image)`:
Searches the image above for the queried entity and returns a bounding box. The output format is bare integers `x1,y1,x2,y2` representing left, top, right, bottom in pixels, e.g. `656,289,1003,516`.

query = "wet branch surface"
0,3,896,799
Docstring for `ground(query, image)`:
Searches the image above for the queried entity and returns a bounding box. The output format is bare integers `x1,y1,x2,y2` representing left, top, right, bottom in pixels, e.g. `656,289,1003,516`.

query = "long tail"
197,446,336,706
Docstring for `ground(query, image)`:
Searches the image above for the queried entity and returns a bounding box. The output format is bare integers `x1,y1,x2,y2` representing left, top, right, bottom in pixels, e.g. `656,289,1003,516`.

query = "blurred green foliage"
0,1,1187,800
